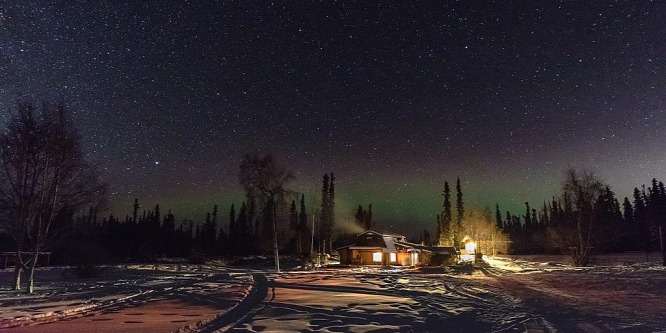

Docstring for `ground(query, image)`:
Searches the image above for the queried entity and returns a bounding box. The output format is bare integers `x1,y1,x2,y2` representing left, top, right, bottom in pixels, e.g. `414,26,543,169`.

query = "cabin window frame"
389,253,397,263
372,252,382,263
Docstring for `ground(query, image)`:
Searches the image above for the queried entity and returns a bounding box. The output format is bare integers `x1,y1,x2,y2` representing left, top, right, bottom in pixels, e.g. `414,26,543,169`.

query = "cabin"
337,230,458,266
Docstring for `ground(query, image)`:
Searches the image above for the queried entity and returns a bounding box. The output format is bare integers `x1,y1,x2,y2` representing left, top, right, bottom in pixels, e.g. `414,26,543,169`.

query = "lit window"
414,253,419,262
390,253,396,262
372,252,382,262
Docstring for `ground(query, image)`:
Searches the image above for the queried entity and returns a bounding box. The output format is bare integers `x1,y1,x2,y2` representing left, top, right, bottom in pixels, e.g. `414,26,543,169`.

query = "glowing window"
414,253,418,262
390,253,397,262
372,252,382,262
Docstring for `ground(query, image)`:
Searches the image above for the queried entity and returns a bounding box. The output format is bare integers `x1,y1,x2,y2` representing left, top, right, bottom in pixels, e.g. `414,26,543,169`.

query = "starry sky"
1,1,665,230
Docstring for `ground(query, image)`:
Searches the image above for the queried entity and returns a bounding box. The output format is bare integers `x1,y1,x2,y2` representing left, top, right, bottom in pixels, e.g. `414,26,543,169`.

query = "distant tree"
454,177,464,247
541,202,550,227
355,205,364,229
132,198,139,224
367,204,373,229
441,181,453,246
561,167,605,266
633,187,650,252
152,204,161,232
239,154,294,272
435,214,441,245
289,200,298,252
227,204,236,255
464,208,508,256
327,173,336,252
0,100,106,293
233,202,246,255
319,173,336,253
524,202,532,229
161,210,176,255
495,204,503,230
247,197,257,248
298,195,308,254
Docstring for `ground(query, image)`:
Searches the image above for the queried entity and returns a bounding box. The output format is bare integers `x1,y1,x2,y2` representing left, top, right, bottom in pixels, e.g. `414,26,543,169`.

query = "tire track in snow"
183,273,268,333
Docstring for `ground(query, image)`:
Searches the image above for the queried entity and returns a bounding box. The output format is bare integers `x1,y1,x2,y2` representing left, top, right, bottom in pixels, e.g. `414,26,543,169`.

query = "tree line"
430,170,666,266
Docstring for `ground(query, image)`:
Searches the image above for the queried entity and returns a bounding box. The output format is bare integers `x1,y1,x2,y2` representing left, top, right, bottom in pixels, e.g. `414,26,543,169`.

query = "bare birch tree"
238,154,294,272
561,167,605,266
0,100,106,293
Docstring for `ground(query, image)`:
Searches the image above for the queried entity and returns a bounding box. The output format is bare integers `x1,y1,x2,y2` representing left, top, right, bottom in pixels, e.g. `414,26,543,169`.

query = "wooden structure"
338,230,458,266
1,252,51,269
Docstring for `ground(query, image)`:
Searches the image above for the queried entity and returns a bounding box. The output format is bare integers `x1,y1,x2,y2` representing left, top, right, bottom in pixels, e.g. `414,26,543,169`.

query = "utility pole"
272,195,280,272
311,212,315,254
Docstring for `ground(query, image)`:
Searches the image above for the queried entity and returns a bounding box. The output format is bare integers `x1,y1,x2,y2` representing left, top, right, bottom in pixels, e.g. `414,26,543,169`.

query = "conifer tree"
319,173,336,253
320,174,330,252
435,214,441,245
524,202,532,229
542,202,550,226
289,200,298,252
633,187,649,252
441,181,452,245
355,205,365,229
235,202,247,255
495,204,503,230
132,198,139,224
298,195,308,254
228,204,236,255
454,177,464,247
328,173,336,252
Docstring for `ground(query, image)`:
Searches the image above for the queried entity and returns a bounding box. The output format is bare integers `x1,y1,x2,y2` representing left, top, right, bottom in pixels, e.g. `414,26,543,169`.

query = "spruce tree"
454,177,464,247
289,200,298,252
132,198,139,224
248,197,256,245
495,204,503,230
622,197,634,250
320,174,330,252
435,214,441,246
542,202,550,226
524,202,532,229
355,205,365,229
441,181,452,245
298,195,308,254
228,204,236,255
633,187,649,252
235,202,247,255
328,173,336,252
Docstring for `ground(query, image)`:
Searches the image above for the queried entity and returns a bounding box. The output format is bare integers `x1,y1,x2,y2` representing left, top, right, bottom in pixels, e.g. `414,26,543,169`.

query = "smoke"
335,216,365,235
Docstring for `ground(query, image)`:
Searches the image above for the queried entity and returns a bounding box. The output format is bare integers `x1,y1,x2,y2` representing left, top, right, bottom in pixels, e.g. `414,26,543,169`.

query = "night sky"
2,2,665,230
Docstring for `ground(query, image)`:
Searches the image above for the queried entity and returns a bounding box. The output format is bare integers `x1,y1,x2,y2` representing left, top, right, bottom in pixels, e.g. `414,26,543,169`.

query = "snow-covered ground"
1,254,665,332
0,263,252,332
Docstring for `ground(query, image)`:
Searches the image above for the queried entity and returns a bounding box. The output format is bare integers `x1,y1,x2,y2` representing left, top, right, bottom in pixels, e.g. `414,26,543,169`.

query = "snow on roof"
382,235,397,253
